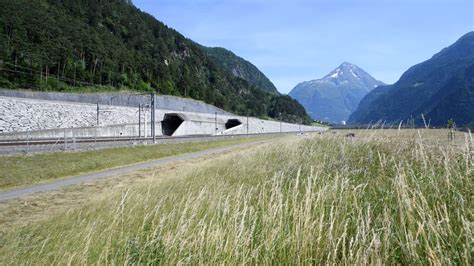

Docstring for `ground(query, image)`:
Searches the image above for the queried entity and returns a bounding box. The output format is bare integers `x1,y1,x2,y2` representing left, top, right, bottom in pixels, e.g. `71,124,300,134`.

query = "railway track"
0,134,213,146
0,131,320,147
0,132,322,156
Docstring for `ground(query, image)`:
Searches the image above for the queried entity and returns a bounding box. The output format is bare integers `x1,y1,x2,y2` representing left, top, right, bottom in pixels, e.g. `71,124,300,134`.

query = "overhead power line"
0,66,97,87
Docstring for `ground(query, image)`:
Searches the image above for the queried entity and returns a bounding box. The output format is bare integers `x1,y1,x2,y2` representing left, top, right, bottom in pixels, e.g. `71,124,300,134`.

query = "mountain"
203,47,279,94
289,62,384,124
349,32,474,126
0,0,310,124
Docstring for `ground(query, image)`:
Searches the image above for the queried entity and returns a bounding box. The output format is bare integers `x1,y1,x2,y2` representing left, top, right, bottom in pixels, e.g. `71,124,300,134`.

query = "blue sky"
133,0,473,93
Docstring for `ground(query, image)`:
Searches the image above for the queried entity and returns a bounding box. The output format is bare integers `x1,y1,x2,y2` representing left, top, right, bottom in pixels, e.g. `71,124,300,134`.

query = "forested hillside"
203,47,279,94
349,32,474,126
0,0,311,124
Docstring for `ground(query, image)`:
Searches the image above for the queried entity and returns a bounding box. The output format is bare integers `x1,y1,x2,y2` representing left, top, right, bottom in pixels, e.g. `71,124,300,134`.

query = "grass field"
0,129,472,264
0,136,274,190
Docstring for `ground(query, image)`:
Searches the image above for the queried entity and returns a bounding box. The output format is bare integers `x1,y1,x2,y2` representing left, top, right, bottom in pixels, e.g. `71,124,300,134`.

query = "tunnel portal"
225,119,242,130
162,114,184,136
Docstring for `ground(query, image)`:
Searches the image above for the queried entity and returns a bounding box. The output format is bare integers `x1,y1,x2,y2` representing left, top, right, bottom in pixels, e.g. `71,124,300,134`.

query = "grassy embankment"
0,129,472,264
0,136,274,190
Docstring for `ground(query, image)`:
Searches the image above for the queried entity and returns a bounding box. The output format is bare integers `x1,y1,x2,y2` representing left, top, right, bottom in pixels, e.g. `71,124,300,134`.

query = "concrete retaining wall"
171,114,318,136
0,94,326,140
0,116,321,141
0,123,164,140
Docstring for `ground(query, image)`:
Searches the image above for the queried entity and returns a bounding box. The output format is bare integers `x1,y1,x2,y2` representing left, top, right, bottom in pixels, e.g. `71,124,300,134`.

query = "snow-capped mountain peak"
323,62,366,82
300,62,384,90
329,69,340,78
288,62,385,124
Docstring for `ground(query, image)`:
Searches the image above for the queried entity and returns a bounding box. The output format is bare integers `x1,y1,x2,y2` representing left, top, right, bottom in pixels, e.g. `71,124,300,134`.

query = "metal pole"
73,133,76,150
247,116,249,136
96,102,100,126
26,130,29,154
151,93,156,143
279,113,282,133
215,112,217,135
64,129,67,150
144,107,147,138
138,104,141,138
153,95,156,143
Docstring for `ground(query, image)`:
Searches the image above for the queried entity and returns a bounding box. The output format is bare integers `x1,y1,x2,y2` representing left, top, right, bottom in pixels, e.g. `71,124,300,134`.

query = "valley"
0,0,472,264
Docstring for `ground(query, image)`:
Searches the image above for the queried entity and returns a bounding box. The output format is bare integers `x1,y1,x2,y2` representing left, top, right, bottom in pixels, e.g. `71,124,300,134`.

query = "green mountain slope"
0,0,310,124
203,47,279,94
349,32,474,126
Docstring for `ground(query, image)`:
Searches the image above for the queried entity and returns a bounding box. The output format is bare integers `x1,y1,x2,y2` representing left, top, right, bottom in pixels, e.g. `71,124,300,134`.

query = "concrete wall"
0,123,164,141
164,113,322,137
0,94,326,140
0,111,324,141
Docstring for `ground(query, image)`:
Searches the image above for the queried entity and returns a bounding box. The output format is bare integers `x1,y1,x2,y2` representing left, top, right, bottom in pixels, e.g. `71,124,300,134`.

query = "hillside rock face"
349,32,474,126
289,63,384,124
204,47,279,94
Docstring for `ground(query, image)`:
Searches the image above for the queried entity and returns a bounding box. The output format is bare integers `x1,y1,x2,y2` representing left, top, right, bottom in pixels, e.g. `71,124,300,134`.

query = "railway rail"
0,131,326,147
0,132,321,155
0,134,213,146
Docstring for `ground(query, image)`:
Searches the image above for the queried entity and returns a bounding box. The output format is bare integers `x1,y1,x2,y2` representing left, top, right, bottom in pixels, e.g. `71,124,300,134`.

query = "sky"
133,0,474,94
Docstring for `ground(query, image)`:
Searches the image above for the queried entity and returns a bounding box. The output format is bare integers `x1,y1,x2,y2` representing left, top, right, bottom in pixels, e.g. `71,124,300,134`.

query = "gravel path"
0,139,271,201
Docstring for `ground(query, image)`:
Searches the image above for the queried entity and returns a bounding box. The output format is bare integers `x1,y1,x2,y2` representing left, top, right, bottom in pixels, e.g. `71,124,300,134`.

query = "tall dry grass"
1,129,472,264
0,136,271,190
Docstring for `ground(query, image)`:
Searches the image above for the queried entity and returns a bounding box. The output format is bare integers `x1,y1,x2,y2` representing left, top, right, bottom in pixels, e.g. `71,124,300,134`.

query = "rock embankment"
0,97,143,133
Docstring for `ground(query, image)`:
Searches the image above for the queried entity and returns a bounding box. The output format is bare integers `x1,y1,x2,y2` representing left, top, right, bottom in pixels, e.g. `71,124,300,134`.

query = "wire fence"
0,128,154,155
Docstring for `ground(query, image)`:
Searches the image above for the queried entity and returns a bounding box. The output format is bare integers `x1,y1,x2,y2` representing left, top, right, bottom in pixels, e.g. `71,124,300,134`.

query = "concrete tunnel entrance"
225,119,242,130
162,114,184,136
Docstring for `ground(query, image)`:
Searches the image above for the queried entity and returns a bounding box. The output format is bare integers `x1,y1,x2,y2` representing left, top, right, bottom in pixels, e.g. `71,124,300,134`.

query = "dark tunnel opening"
225,119,242,130
162,114,184,136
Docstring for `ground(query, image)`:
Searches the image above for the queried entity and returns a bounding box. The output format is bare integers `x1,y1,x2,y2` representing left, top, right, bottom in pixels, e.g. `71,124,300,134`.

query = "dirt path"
0,139,272,201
